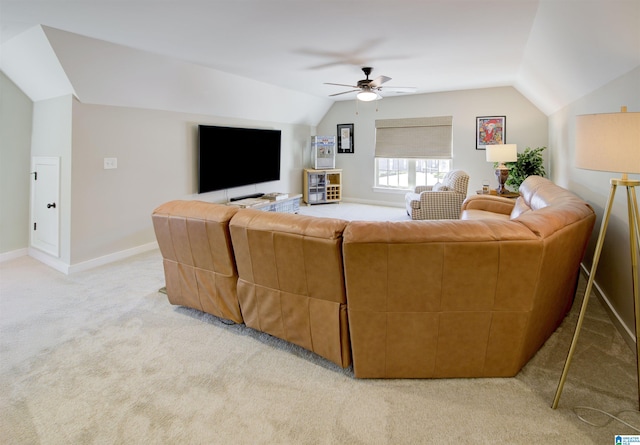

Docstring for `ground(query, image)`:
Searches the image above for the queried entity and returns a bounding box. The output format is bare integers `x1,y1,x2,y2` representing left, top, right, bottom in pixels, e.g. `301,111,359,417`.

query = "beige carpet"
1,246,638,444
297,201,411,221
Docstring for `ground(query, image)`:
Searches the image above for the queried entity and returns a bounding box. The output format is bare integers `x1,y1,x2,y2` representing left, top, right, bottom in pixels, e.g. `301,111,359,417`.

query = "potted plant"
505,146,546,191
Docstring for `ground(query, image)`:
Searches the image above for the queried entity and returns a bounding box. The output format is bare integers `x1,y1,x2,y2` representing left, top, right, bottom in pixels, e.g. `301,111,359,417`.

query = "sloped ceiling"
44,26,334,125
1,0,638,123
0,25,75,101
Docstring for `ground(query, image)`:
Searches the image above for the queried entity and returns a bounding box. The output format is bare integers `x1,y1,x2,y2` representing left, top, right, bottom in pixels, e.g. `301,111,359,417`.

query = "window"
375,158,451,189
374,116,453,190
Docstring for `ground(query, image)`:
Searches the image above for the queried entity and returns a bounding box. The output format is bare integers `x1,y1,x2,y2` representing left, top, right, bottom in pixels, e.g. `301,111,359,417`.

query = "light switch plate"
104,158,117,169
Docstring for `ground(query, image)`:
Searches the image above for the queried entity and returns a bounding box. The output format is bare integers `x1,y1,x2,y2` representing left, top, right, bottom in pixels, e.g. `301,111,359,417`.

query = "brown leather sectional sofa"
152,176,595,378
228,209,351,368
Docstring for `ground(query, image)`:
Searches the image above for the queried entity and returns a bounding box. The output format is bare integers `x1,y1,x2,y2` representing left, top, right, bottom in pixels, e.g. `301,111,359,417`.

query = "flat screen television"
198,125,281,194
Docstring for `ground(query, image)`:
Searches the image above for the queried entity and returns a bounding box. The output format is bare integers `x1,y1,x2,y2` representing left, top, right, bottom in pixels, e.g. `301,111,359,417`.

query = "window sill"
373,187,412,194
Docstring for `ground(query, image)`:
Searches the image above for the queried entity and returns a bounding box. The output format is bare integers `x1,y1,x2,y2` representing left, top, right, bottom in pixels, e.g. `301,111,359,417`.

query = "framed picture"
337,123,354,154
476,116,506,150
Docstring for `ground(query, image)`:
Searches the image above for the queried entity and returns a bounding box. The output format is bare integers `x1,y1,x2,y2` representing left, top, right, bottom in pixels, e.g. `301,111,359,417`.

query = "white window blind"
375,116,453,159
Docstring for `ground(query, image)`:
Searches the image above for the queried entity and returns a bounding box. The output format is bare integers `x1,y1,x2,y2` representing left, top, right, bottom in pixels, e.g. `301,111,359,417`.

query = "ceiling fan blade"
381,86,417,92
329,89,360,97
369,75,391,87
324,82,358,88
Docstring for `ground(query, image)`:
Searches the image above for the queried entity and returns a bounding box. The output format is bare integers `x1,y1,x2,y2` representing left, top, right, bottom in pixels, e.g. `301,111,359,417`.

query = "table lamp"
552,107,640,409
486,143,517,194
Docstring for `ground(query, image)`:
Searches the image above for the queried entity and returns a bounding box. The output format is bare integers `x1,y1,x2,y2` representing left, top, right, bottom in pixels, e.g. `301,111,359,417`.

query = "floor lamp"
552,107,640,410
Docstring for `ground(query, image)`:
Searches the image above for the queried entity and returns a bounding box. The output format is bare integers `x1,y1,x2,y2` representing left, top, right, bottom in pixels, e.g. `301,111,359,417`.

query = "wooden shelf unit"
303,168,342,205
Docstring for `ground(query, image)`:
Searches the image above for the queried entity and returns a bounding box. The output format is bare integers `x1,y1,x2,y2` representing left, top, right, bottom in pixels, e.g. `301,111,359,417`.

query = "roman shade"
375,116,453,159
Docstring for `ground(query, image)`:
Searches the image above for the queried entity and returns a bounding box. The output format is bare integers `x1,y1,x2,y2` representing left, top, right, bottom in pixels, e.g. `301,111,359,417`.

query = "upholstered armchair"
405,169,470,220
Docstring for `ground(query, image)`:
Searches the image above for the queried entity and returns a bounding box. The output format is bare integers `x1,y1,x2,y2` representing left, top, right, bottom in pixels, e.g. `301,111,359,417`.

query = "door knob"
47,203,56,209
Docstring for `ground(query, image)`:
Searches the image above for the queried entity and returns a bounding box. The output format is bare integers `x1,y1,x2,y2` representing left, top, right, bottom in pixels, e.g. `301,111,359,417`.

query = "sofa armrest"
414,191,466,219
414,185,433,193
461,195,516,216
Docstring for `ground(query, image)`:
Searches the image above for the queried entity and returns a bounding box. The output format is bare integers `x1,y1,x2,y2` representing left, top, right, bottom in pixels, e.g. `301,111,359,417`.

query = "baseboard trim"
342,197,405,208
28,248,69,273
67,242,159,274
0,248,29,263
27,242,159,275
580,264,636,351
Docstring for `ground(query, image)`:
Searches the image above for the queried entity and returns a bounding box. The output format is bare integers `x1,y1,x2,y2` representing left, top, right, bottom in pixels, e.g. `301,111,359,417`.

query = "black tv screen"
198,125,281,194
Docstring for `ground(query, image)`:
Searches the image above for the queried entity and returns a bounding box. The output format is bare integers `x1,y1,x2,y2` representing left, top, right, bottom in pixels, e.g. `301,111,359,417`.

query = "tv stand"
227,193,302,214
229,192,264,202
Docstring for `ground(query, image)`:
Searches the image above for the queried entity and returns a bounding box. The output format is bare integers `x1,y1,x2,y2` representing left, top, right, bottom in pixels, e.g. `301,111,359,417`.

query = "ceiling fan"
324,67,415,101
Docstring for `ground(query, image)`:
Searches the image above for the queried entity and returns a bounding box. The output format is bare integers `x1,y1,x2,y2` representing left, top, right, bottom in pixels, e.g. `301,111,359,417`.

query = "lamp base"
494,168,509,195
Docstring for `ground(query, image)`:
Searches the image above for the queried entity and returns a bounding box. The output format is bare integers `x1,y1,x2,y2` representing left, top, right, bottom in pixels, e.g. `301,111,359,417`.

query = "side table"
475,189,519,199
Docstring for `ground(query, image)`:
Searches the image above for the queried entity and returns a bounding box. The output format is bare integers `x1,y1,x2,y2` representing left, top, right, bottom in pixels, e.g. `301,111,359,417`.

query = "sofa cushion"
462,209,510,221
460,195,515,220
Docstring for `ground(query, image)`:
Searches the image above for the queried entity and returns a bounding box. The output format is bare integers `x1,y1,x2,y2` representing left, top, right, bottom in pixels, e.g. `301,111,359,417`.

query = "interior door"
30,156,60,257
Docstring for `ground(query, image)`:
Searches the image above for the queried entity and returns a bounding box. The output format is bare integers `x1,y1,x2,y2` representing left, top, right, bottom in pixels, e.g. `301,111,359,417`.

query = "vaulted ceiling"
1,0,639,117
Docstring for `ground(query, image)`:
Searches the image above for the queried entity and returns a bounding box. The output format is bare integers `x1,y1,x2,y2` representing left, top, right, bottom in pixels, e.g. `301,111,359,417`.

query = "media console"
227,193,302,214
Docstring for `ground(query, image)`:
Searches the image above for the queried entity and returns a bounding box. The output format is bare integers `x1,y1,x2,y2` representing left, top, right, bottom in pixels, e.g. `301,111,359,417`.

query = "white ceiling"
1,0,639,115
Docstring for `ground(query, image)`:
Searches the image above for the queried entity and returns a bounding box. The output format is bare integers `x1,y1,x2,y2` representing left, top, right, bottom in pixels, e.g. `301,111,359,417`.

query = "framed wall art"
337,123,354,154
476,116,506,150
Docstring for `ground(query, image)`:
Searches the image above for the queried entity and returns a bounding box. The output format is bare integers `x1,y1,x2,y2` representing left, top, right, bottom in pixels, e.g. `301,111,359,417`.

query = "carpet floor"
1,204,639,443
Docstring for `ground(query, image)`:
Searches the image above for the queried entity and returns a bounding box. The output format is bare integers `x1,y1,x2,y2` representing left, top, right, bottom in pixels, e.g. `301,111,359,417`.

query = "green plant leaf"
504,146,546,191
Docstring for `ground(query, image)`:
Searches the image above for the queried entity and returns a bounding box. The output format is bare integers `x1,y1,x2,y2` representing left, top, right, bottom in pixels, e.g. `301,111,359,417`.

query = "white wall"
316,86,548,206
549,66,640,344
0,72,32,256
70,100,313,264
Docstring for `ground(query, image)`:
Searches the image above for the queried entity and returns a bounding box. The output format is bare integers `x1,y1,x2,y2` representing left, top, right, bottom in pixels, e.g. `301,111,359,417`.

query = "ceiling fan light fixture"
357,89,377,101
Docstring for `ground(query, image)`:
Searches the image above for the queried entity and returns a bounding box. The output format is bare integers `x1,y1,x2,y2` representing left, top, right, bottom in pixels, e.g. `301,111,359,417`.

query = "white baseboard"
67,242,159,274
580,264,636,351
342,197,405,208
28,248,68,273
0,248,29,263
27,242,159,275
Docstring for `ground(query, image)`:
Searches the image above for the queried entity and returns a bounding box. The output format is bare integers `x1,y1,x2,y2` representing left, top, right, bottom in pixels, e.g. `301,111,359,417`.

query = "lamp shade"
486,144,517,163
575,112,640,174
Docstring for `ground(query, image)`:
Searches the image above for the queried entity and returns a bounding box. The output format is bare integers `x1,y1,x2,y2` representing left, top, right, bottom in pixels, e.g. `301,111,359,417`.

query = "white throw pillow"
432,182,449,192
510,196,531,219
